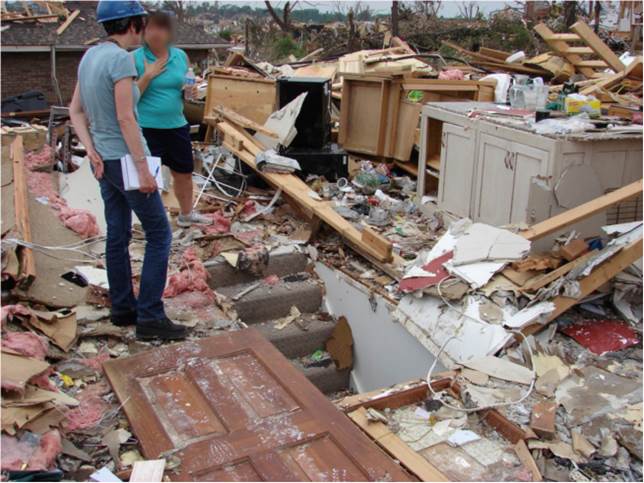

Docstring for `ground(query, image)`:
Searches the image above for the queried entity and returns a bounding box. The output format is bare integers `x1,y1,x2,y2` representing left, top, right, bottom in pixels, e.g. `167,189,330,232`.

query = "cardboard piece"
1,351,50,393
326,316,353,370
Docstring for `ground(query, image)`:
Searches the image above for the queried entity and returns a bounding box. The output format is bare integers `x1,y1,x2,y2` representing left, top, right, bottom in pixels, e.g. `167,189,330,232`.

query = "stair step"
216,274,323,323
206,249,308,289
291,359,350,395
255,315,335,359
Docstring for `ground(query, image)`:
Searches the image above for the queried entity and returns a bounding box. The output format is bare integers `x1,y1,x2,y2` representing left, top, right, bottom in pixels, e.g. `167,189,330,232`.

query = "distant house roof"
1,1,229,51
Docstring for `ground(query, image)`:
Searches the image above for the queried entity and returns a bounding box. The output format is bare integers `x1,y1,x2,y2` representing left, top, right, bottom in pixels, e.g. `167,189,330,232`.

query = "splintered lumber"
520,180,643,241
11,136,36,288
216,121,394,263
205,105,279,139
348,407,449,482
570,21,625,72
56,8,79,35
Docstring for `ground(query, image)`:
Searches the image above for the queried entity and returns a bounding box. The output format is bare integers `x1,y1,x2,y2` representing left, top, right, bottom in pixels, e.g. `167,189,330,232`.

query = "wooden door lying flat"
103,329,412,482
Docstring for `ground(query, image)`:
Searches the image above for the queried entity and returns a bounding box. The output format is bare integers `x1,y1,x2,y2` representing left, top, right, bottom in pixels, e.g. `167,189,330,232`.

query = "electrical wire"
425,276,536,412
2,237,104,262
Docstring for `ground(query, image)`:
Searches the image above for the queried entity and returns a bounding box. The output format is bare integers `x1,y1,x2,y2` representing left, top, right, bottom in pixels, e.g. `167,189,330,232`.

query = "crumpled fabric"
163,247,215,300
1,331,49,360
24,146,100,239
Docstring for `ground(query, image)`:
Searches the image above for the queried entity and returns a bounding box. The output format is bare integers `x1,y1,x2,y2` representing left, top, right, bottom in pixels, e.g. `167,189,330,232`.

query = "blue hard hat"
96,0,147,23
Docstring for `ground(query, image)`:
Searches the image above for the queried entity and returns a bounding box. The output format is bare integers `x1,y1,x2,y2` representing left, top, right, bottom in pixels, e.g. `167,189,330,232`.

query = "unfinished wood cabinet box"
418,102,643,239
104,329,412,481
204,74,276,126
338,75,495,162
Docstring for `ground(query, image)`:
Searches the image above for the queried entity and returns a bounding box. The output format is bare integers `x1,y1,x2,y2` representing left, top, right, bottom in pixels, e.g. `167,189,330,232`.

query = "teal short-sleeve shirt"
133,45,188,129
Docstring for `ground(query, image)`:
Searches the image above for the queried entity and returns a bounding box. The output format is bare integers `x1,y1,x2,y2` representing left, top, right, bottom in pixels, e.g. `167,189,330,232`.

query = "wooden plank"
361,226,394,261
520,180,642,240
348,407,448,482
217,121,396,263
571,20,625,72
534,23,596,77
521,250,597,292
574,60,608,68
104,329,411,481
206,105,278,138
130,459,165,482
514,440,542,481
11,137,36,289
56,9,79,35
524,237,643,337
548,33,581,41
563,46,594,55
204,74,276,125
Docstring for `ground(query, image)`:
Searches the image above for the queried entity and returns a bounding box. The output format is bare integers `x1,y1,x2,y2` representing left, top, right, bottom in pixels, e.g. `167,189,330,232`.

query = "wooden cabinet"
418,102,643,234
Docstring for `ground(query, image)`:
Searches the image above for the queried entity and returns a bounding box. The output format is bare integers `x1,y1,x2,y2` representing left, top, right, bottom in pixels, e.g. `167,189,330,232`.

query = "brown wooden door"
104,329,412,481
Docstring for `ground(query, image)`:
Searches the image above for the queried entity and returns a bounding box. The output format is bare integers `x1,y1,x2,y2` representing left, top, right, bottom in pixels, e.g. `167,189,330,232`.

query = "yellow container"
564,97,601,117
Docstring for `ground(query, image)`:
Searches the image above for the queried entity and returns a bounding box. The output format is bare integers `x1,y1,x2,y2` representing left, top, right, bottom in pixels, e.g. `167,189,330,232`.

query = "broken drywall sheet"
59,159,106,234
555,366,642,425
461,356,533,385
452,223,531,265
395,295,512,367
503,301,555,329
254,92,307,149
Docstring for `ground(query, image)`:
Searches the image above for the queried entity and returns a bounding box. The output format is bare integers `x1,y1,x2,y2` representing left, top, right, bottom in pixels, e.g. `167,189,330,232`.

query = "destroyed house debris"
1,4,643,483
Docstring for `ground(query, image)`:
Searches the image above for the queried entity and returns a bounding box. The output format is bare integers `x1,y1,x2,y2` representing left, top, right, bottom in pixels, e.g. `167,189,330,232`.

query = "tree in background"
264,1,298,32
415,0,442,18
457,1,481,20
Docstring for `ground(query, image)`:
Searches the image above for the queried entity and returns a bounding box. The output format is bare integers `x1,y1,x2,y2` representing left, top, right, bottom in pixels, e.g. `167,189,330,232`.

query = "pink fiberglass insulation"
1,304,32,327
62,383,109,432
78,351,110,373
23,146,99,239
0,430,62,471
438,69,465,80
1,331,49,360
163,247,215,301
29,368,58,393
202,211,231,235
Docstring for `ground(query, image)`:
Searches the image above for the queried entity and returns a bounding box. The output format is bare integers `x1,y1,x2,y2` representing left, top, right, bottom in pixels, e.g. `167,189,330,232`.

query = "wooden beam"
56,9,79,36
534,23,596,78
523,237,643,337
348,407,449,482
521,250,597,292
520,180,642,241
206,105,278,138
11,136,36,289
216,121,397,264
571,20,625,72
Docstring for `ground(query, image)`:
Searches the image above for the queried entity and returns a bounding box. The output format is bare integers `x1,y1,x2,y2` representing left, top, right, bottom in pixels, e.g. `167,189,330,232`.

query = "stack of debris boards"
0,1,71,23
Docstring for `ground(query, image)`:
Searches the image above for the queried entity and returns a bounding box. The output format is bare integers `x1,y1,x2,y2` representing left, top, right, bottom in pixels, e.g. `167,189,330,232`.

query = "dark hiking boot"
112,310,137,327
136,317,188,341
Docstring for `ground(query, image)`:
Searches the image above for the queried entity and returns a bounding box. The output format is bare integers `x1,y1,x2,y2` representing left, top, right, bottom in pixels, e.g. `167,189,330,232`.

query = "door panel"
475,133,514,225
510,144,549,224
438,122,475,217
104,329,411,482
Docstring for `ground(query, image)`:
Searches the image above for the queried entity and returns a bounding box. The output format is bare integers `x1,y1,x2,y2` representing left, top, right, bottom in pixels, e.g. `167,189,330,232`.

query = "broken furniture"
204,74,276,126
338,75,496,162
336,378,539,482
104,329,412,481
277,77,349,181
418,102,642,236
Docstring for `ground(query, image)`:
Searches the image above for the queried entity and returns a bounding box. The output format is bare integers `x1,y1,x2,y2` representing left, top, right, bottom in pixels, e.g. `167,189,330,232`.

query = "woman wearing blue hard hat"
69,0,187,341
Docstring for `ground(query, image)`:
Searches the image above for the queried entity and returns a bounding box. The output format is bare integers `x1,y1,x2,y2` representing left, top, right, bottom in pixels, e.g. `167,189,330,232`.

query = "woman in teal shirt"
133,10,210,227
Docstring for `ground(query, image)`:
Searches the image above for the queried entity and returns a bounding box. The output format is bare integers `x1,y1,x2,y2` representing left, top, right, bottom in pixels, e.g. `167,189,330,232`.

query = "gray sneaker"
177,211,213,227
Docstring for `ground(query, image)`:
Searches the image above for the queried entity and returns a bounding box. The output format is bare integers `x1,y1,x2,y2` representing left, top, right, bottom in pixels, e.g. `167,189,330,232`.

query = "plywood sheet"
104,329,411,482
204,75,276,125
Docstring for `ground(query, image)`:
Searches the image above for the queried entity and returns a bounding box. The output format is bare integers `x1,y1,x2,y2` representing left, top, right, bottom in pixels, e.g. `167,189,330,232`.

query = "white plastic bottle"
184,67,196,100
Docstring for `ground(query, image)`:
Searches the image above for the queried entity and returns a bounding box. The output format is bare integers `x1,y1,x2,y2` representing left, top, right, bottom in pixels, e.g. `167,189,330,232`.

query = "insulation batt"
1,331,49,360
438,69,465,80
1,304,32,326
24,145,100,238
29,368,58,392
0,430,62,471
163,247,215,301
202,210,231,235
62,383,110,432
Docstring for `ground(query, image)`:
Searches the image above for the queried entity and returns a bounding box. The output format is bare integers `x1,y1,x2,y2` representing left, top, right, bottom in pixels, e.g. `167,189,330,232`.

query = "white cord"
425,276,536,412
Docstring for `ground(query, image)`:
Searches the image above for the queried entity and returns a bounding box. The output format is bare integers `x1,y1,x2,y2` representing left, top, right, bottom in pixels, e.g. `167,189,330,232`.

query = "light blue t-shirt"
78,42,149,160
133,46,188,129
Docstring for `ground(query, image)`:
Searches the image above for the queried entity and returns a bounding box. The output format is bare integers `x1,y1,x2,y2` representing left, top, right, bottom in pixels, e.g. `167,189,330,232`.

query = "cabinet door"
438,122,475,217
510,143,549,224
475,133,514,225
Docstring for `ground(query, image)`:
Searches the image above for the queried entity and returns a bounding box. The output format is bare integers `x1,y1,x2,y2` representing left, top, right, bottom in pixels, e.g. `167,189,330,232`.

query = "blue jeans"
99,160,171,322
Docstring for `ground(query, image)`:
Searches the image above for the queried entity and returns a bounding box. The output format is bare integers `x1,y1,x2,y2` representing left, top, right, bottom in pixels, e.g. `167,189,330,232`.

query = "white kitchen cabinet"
418,102,643,236
438,122,476,218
